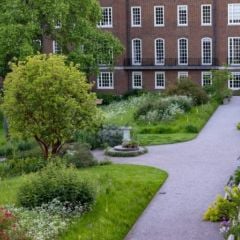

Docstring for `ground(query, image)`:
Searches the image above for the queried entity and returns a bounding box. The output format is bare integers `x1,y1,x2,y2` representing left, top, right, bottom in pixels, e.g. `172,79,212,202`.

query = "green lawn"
0,164,168,240
104,99,219,146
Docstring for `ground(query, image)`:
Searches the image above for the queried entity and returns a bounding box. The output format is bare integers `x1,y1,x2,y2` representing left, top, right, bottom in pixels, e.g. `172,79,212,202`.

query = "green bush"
96,93,122,105
185,124,199,133
234,167,240,185
98,125,123,147
0,157,46,178
203,195,237,222
17,162,96,210
122,89,147,100
211,69,231,103
167,79,209,105
0,143,13,157
134,95,193,123
74,130,100,149
16,141,34,152
65,143,98,168
237,123,240,131
139,126,177,134
0,140,36,158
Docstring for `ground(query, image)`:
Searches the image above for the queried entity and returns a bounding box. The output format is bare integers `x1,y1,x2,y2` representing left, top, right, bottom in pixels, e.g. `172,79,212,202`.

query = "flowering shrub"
134,95,193,123
204,185,240,239
7,204,69,240
0,207,16,240
0,207,27,240
17,162,95,209
98,125,123,147
4,197,91,240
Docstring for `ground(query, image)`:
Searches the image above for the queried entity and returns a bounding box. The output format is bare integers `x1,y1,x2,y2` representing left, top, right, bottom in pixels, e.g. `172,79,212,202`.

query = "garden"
0,34,233,240
204,166,240,240
98,70,230,147
0,54,168,240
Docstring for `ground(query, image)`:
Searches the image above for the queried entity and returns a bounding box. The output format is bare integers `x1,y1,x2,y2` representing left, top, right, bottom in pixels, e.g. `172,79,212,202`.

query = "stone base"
105,146,147,157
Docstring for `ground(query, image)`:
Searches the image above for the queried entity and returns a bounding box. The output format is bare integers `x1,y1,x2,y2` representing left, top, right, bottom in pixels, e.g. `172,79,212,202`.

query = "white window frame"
132,38,142,65
155,72,166,89
154,6,165,27
178,72,189,81
132,72,143,89
228,37,240,65
178,38,188,65
201,72,212,86
201,4,212,26
97,72,114,89
53,40,62,54
177,5,188,26
228,4,240,25
98,7,113,28
131,6,141,27
201,37,212,65
155,38,165,65
229,72,240,90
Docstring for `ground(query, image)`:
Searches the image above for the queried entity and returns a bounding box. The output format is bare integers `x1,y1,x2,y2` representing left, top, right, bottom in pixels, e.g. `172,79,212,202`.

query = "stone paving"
93,97,240,240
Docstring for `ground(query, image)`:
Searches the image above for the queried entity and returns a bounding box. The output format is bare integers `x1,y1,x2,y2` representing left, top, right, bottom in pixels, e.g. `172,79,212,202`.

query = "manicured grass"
0,164,168,240
138,133,197,146
104,98,219,146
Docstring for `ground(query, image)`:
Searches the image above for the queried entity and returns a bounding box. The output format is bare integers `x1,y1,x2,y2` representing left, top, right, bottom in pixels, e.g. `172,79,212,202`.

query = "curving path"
93,97,240,240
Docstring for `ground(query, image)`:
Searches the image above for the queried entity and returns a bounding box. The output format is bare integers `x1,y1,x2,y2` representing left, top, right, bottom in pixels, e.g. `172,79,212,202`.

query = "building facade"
92,0,240,94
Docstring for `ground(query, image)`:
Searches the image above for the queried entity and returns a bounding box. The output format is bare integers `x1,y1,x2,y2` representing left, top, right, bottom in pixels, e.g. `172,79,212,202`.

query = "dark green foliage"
74,130,100,149
211,69,232,103
65,143,98,168
0,157,46,178
96,93,122,105
234,167,240,185
185,125,199,133
0,0,123,77
167,79,209,105
17,162,95,209
139,126,177,134
122,89,147,100
0,143,13,157
16,141,33,152
98,125,123,147
0,140,39,159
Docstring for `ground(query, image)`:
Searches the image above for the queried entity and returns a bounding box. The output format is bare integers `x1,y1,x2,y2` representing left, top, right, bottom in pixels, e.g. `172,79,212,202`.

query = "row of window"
99,4,240,28
97,71,240,90
132,37,240,66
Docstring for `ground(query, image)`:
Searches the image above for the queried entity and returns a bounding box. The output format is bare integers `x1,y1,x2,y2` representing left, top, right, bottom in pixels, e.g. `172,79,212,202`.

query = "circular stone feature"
105,146,148,157
114,145,139,152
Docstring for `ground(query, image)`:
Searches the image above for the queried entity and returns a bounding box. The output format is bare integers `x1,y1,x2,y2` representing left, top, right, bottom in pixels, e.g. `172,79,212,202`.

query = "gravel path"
93,97,240,240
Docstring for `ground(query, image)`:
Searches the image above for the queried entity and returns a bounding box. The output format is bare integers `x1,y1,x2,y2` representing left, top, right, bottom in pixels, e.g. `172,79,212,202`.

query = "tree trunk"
51,140,62,156
34,136,49,159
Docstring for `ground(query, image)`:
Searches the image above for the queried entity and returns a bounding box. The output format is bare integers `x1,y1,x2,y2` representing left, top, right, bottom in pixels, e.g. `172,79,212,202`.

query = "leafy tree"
2,54,102,158
0,0,123,76
208,68,232,103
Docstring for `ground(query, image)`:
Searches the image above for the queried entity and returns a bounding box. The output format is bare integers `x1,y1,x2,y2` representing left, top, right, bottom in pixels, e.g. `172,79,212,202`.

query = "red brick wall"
41,1,240,94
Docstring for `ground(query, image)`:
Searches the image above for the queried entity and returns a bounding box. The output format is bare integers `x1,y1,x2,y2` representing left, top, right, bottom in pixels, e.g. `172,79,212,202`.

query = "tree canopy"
2,54,102,158
0,0,123,76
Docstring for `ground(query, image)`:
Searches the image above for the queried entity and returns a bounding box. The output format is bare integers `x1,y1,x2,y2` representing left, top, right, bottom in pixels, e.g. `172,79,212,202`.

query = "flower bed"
204,168,240,240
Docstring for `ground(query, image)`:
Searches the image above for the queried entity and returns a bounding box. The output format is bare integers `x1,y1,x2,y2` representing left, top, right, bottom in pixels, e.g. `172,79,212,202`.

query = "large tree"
0,0,123,77
2,54,102,159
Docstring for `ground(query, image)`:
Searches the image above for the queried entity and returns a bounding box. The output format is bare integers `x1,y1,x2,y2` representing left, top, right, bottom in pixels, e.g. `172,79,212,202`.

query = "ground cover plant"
204,168,240,239
103,93,218,145
0,164,168,240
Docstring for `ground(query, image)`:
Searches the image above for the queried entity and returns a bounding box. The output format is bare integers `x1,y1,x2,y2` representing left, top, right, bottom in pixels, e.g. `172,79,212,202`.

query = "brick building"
90,0,240,94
